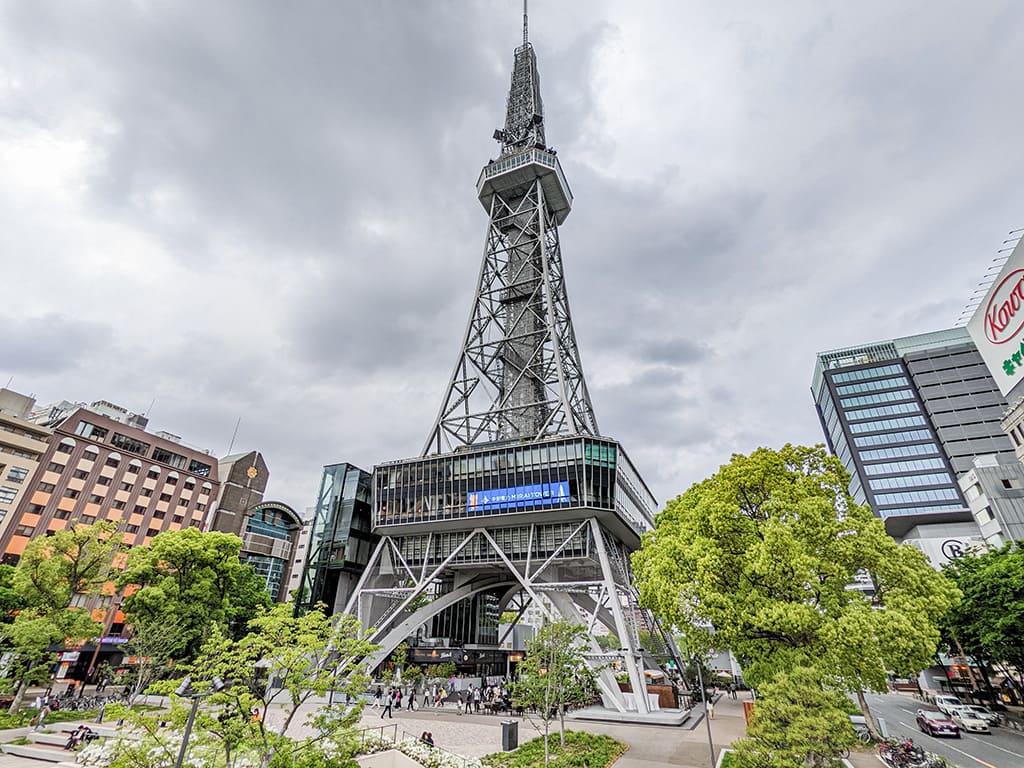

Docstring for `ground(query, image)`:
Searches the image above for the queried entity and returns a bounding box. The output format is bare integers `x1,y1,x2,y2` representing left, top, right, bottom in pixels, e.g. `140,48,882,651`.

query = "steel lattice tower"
346,5,686,723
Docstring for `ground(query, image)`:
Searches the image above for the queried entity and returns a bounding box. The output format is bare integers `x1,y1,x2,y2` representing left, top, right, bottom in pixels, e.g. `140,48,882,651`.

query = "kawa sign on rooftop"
968,236,1024,398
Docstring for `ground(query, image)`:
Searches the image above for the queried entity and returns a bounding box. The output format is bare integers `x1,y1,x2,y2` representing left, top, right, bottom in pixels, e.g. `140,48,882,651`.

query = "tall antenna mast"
523,0,528,46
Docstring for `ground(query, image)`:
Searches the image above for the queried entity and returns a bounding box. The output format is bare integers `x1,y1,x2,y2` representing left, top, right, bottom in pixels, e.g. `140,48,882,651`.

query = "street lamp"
173,676,227,768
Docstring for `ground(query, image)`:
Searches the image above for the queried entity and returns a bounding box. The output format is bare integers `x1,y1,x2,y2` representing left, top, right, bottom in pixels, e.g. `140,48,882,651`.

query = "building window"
146,528,159,537
27,504,45,513
47,462,64,472
120,482,134,491
54,509,71,519
96,476,112,486
188,460,212,477
125,524,139,534
72,469,88,480
5,467,28,483
134,505,147,515
172,515,184,525
152,447,187,469
74,421,109,441
110,433,150,457
38,482,56,492
140,488,153,497
14,525,35,536
159,493,172,502
80,514,96,524
56,443,74,454
1002,479,1014,490
177,497,188,507
63,489,80,499
0,486,17,505
147,468,160,480
112,500,127,510
196,503,206,512
105,457,120,468
153,510,166,519
88,494,104,504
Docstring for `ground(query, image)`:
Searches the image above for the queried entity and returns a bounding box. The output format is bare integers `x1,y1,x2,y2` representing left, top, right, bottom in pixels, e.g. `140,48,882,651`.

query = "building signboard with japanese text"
968,237,1024,398
466,481,570,512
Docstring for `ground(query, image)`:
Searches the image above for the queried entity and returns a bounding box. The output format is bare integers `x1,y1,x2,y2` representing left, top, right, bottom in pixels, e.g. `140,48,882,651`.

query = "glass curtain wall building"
294,462,378,615
812,327,1014,547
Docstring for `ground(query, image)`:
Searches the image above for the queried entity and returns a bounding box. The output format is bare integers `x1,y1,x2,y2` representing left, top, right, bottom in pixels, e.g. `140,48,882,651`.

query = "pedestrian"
372,686,383,709
380,689,394,719
425,732,435,747
35,704,51,730
423,686,431,708
707,698,715,720
395,687,403,711
440,687,447,708
473,686,481,713
456,691,464,715
407,687,415,711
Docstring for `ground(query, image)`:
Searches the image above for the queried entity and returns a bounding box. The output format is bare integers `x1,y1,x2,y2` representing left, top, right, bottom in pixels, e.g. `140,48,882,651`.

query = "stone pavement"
278,693,754,768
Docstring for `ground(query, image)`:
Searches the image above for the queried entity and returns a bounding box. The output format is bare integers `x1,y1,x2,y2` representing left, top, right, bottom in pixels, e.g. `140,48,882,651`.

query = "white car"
933,694,963,716
951,709,991,734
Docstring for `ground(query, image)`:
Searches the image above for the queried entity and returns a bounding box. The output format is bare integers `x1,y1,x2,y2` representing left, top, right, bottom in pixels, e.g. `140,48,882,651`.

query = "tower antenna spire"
523,0,528,46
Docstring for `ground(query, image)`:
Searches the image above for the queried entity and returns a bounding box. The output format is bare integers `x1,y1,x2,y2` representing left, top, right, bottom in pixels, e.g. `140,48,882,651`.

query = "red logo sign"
985,269,1024,344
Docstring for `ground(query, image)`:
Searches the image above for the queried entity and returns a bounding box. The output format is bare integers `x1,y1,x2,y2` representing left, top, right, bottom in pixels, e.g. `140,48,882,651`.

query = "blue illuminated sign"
466,481,570,512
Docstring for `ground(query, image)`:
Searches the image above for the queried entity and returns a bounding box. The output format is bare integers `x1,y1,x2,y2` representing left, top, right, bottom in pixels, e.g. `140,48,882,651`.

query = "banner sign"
466,481,570,512
967,237,1024,397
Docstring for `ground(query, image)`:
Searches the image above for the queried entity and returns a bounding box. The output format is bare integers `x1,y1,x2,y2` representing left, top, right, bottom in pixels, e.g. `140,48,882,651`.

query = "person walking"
456,691,464,715
35,703,52,730
380,689,394,719
423,686,432,708
707,697,715,720
473,686,481,713
395,687,403,712
406,686,415,711
372,686,383,709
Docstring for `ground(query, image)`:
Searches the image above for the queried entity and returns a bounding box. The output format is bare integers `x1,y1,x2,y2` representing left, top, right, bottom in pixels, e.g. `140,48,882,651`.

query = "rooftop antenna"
523,0,528,46
226,416,241,456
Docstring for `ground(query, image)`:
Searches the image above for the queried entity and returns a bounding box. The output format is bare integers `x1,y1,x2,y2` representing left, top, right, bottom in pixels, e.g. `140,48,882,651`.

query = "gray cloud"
1,1,1022,511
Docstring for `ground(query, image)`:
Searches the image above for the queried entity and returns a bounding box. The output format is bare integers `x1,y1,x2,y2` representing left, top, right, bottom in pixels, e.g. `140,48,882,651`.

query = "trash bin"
501,720,518,751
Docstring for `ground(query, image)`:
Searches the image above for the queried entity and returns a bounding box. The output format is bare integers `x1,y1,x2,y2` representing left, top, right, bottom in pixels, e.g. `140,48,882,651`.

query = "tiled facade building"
0,389,51,541
0,405,219,564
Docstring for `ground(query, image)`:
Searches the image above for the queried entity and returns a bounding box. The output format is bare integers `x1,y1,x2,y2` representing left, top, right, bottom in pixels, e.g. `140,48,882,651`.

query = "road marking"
963,737,1024,760
897,721,999,768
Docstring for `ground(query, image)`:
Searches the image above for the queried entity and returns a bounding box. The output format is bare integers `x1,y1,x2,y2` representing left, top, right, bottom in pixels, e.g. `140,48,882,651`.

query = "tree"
118,614,187,704
105,603,378,768
942,542,1024,695
632,445,960,741
511,621,597,766
1,522,123,712
118,528,271,660
732,666,856,768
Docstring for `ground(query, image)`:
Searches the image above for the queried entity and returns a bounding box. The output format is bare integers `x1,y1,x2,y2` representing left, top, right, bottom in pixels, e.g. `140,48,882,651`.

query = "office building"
0,389,51,540
239,500,304,601
959,455,1024,549
812,327,1013,563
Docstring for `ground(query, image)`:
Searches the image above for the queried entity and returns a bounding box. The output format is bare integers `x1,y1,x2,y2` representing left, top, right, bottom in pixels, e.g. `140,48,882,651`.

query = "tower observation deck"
346,7,684,722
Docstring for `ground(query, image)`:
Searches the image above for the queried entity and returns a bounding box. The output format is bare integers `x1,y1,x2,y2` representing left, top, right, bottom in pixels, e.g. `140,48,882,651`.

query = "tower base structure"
344,435,689,722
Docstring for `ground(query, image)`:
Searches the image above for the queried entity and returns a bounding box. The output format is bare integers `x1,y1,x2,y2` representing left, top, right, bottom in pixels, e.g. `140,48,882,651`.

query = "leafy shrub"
482,731,626,768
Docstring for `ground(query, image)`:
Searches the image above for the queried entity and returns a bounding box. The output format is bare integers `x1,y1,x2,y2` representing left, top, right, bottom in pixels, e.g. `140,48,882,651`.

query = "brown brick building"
0,406,220,564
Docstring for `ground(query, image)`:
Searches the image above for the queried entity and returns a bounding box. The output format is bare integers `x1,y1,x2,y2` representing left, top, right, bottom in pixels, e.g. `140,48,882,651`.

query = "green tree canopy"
942,541,1024,691
118,528,271,660
632,444,959,735
1,523,122,711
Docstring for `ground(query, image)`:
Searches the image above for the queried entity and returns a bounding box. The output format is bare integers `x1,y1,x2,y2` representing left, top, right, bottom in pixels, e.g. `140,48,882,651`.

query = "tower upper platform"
477,147,572,225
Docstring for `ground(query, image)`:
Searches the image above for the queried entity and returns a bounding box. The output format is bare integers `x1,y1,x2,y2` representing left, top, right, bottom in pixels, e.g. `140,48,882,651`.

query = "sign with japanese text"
968,237,1024,398
466,481,570,512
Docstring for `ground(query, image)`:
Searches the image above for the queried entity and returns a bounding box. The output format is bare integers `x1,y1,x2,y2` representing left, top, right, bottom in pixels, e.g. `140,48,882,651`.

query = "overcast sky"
2,1,1022,513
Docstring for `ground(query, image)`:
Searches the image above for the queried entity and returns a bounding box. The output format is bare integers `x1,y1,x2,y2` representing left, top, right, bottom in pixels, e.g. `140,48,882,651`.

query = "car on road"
954,704,1003,727
950,708,991,734
916,708,961,738
932,694,963,716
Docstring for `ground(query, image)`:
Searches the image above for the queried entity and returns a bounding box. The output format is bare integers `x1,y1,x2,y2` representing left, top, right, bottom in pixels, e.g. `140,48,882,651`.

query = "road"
863,693,1024,768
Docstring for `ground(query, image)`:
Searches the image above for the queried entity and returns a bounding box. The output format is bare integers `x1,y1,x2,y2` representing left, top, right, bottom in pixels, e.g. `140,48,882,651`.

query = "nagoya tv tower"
347,3,685,723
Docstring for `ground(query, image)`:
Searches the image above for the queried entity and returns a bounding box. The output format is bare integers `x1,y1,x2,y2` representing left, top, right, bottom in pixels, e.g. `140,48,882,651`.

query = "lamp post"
173,676,226,768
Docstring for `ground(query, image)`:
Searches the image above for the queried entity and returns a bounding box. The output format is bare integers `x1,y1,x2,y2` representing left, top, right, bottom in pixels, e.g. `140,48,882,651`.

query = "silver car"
955,704,1002,727
951,709,991,734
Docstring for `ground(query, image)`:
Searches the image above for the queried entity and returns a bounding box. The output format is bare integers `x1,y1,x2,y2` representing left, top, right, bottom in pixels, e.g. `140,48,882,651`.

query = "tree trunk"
558,704,565,746
543,721,550,768
8,678,28,714
856,689,881,740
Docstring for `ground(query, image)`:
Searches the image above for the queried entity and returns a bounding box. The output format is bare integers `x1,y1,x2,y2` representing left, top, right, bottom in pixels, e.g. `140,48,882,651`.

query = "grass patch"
719,752,737,768
6,736,29,745
483,731,626,768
